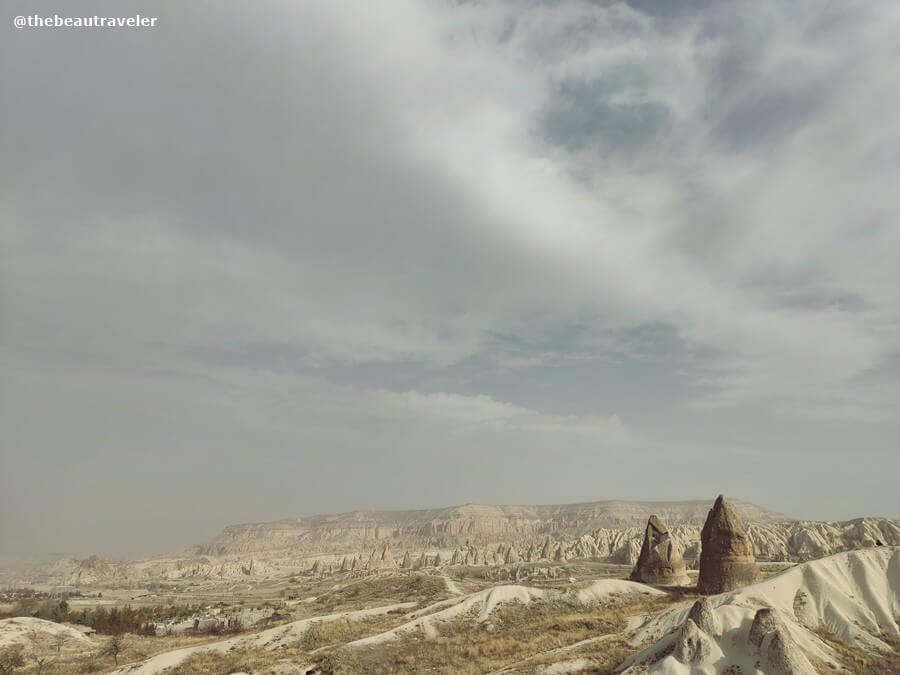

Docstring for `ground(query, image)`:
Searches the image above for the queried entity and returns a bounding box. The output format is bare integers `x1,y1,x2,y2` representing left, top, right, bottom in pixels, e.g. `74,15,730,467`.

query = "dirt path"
442,574,463,595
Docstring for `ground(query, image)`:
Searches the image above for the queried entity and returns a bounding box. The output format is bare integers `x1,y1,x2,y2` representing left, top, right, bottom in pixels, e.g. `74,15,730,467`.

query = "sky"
1,0,899,559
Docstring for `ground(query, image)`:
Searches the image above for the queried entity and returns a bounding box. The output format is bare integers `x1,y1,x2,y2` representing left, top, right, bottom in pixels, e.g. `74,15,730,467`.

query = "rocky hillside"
304,516,900,577
620,547,900,673
194,499,784,556
47,555,283,585
27,501,899,587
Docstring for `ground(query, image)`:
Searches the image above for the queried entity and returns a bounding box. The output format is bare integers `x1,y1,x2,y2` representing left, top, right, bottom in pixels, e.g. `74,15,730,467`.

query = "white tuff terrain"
25,500,898,588
109,579,664,674
620,546,900,674
0,617,93,648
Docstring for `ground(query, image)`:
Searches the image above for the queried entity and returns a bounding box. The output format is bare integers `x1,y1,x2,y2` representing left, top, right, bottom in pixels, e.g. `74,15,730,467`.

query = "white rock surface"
621,546,900,674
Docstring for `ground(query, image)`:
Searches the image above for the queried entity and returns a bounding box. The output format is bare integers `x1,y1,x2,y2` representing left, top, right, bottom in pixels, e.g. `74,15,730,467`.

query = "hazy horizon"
0,492,889,562
3,0,899,560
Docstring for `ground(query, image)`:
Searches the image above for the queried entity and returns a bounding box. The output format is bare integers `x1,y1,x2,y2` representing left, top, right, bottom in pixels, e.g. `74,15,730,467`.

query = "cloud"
2,0,899,554
4,0,898,414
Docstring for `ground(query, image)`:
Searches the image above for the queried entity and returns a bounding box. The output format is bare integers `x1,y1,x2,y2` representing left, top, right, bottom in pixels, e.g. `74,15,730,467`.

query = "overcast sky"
2,0,899,559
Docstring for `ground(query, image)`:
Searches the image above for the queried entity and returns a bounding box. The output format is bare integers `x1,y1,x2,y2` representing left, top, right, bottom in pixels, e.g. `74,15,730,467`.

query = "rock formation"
749,608,816,675
366,549,379,569
686,597,722,636
540,538,552,560
38,499,900,588
748,607,782,650
630,515,690,586
673,618,720,664
553,544,566,562
698,495,760,594
380,542,396,568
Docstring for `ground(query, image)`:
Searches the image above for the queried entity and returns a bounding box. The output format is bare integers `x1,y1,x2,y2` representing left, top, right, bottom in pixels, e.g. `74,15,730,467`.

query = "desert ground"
1,496,898,674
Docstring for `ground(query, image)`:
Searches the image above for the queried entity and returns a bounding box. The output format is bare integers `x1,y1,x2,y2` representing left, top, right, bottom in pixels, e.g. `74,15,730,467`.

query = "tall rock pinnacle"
697,495,759,594
630,515,690,586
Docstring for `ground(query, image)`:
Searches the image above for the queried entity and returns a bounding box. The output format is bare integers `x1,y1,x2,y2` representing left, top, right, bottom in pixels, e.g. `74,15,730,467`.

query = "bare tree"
52,631,70,655
25,632,53,675
101,634,125,666
0,645,25,675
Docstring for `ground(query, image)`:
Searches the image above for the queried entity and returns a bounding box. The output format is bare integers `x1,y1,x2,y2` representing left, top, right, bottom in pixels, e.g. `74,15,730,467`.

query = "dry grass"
17,632,226,674
299,614,406,652
312,594,675,675
811,622,900,674
14,576,690,674
165,649,273,675
312,574,448,613
56,590,672,675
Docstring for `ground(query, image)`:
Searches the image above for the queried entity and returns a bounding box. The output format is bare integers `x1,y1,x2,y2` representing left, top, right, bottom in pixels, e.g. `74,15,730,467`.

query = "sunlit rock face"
698,495,760,594
629,515,690,586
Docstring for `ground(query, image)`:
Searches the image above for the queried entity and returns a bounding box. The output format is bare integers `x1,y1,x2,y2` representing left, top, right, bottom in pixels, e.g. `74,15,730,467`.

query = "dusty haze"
2,0,899,559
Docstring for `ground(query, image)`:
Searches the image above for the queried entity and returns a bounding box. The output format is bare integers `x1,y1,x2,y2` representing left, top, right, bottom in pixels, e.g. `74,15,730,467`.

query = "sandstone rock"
673,619,719,664
611,537,642,565
698,495,760,594
748,607,782,650
630,515,690,586
540,537,552,560
760,628,817,675
380,543,396,568
749,608,816,674
686,597,722,636
682,540,701,568
792,589,817,628
365,549,379,570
